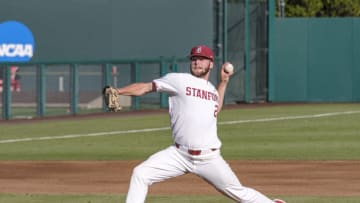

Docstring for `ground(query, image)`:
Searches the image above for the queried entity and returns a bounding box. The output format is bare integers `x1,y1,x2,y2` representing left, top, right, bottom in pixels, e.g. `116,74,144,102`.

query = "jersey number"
214,104,219,117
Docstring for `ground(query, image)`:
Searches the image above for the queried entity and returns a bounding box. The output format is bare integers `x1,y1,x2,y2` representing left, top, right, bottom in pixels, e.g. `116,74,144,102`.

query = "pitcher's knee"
131,165,151,185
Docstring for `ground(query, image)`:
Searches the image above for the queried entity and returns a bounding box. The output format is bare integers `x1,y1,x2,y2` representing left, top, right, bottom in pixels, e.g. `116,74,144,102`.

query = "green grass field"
1,194,360,203
1,103,360,202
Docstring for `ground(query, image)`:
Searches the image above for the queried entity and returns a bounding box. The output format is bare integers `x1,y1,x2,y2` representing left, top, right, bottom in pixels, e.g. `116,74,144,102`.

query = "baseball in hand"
224,63,234,74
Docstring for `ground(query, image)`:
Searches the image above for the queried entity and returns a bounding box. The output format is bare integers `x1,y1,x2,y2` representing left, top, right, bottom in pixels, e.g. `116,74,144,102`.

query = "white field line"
218,110,360,125
1,110,359,144
0,127,170,144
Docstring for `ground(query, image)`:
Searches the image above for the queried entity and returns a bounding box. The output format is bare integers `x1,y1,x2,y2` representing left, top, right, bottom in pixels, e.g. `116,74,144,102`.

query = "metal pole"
215,0,222,59
222,0,228,64
244,0,251,103
70,64,79,115
160,58,167,108
2,65,11,120
36,64,46,117
268,0,276,102
278,0,285,18
131,62,140,110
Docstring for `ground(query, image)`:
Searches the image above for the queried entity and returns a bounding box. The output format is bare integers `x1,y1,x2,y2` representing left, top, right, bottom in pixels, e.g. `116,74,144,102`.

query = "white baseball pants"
126,145,274,203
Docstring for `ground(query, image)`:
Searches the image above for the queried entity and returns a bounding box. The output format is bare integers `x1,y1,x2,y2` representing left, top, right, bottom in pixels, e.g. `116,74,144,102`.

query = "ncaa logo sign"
0,21,35,62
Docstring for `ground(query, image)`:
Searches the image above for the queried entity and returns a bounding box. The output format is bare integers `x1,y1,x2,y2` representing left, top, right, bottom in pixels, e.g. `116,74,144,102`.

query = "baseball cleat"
273,199,286,203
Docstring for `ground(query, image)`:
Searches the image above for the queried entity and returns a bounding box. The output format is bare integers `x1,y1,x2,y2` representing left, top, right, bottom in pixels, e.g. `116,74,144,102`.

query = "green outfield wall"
269,18,360,102
2,1,360,120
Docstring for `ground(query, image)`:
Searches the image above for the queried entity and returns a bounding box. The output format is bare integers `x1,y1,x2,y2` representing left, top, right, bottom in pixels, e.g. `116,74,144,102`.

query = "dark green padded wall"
271,18,360,102
0,0,213,61
273,19,308,101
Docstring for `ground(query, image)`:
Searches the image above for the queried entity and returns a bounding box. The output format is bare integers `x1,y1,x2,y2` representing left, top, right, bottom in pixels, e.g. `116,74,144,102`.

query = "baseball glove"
102,86,122,112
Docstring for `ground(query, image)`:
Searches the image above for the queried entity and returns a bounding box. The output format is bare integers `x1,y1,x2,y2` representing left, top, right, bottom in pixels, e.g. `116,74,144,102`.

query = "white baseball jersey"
153,73,222,150
127,72,277,203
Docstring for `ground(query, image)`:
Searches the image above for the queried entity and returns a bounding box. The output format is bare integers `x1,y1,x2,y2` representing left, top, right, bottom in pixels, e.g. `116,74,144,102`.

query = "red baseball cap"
189,45,214,61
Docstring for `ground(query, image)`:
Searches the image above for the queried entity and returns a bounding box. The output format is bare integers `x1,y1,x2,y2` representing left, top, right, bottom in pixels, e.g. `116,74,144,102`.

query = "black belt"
175,143,217,156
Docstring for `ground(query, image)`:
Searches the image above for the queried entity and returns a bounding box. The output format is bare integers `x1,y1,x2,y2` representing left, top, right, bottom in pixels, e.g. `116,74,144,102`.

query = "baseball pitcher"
104,45,286,203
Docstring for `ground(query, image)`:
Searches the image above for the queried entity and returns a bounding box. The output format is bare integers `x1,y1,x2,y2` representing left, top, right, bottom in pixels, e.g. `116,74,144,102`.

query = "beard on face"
190,64,211,78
